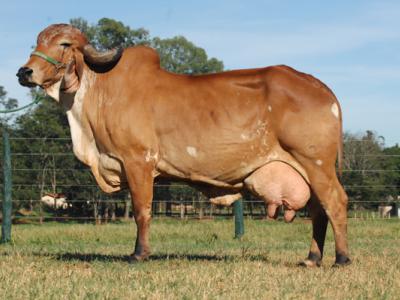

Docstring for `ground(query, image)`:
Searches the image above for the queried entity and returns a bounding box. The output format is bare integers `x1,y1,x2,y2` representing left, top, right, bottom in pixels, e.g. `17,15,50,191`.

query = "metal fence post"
1,130,12,243
233,198,244,239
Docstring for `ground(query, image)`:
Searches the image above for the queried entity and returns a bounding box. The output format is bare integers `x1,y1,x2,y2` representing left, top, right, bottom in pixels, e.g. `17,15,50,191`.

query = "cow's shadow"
35,252,270,263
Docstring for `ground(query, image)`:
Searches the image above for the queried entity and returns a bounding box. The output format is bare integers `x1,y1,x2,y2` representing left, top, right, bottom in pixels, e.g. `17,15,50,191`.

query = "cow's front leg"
125,158,154,262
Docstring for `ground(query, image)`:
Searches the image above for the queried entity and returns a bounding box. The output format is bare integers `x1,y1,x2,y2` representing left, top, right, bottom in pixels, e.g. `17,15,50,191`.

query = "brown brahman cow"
17,24,350,267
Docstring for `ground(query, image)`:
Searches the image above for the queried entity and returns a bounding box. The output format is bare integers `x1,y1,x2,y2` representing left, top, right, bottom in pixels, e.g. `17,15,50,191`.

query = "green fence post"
233,198,244,239
1,129,12,243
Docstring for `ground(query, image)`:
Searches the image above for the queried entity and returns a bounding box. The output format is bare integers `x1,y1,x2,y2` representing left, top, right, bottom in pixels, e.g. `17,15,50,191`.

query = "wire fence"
1,137,400,223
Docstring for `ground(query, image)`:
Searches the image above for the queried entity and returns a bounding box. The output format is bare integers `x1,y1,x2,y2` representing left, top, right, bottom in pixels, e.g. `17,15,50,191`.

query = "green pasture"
0,218,399,299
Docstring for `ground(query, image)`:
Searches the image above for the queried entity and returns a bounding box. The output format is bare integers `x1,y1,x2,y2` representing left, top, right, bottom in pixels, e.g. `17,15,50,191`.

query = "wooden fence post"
1,130,12,243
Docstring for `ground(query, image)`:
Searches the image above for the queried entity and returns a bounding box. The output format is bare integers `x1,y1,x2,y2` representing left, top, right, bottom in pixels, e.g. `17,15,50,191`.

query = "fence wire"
1,137,399,223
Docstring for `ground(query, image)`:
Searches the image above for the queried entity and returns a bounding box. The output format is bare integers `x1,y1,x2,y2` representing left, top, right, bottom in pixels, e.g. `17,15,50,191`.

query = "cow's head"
17,24,122,97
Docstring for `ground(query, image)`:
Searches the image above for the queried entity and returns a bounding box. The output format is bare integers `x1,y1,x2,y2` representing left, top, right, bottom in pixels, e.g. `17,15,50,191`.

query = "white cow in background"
41,193,70,209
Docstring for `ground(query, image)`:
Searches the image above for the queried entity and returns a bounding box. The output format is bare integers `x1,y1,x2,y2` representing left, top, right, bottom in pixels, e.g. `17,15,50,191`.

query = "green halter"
31,51,64,66
0,95,44,114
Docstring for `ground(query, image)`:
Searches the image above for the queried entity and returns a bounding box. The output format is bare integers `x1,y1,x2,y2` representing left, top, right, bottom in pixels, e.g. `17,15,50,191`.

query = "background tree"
0,85,18,129
70,17,150,49
70,17,223,74
342,130,386,209
152,36,224,74
382,144,400,202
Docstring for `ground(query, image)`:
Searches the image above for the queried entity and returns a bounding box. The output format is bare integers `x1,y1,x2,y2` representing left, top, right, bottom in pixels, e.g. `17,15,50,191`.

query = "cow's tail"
337,104,344,179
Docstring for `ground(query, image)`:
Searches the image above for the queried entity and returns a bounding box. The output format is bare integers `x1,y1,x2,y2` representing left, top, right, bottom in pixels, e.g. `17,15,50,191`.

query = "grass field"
0,218,399,299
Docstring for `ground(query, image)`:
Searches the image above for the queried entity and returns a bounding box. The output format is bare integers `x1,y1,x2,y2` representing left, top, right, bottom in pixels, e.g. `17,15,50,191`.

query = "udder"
244,161,310,222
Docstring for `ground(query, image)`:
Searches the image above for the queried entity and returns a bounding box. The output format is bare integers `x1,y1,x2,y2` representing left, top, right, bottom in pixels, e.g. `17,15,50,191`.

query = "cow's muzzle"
16,67,36,87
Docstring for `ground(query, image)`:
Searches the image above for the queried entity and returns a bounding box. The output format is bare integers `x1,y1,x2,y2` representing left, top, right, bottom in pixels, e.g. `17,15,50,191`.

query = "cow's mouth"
18,78,37,88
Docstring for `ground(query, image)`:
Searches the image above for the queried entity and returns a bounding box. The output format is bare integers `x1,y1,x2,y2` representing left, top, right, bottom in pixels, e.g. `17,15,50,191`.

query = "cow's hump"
122,46,161,70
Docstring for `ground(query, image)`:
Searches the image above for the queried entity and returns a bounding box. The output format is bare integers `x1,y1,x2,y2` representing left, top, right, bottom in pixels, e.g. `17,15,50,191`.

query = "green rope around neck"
0,95,44,114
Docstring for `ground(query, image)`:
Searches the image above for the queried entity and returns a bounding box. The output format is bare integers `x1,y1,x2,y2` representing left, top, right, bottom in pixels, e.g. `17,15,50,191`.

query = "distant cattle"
41,193,70,209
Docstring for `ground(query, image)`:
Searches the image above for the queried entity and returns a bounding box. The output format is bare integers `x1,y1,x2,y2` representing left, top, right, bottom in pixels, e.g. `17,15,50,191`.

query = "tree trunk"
198,195,204,220
111,203,116,221
180,196,185,219
104,206,109,224
166,200,172,216
248,199,253,219
124,195,131,220
93,191,100,225
39,166,46,225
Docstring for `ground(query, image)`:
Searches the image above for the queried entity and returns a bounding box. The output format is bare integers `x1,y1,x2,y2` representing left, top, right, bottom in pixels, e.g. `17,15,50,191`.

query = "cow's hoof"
128,253,150,263
298,259,321,268
332,254,351,268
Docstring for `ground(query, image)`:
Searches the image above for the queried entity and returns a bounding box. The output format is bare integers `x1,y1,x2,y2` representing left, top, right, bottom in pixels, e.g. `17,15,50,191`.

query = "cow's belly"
157,138,309,190
157,144,268,186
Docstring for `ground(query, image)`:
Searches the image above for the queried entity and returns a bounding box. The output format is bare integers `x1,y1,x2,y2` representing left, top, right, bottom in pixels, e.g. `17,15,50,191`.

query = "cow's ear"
61,59,80,94
74,50,84,81
60,50,85,94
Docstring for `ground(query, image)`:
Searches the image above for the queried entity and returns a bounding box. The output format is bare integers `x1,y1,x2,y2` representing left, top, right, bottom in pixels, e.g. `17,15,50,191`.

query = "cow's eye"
60,42,72,48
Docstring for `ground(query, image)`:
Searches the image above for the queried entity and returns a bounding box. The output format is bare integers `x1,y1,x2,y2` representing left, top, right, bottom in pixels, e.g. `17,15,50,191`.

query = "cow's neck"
47,68,122,193
59,68,99,166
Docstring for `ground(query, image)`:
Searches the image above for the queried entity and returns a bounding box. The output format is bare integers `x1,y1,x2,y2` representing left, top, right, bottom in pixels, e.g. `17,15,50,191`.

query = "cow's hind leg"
298,195,328,267
293,155,350,267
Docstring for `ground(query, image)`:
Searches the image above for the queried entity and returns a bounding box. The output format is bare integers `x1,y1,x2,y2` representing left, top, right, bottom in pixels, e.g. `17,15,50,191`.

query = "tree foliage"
382,144,400,200
70,17,223,74
341,130,392,208
70,17,150,50
0,85,18,128
152,36,224,74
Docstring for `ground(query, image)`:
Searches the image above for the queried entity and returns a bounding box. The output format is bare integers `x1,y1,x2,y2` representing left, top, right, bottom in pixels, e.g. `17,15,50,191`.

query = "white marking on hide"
268,105,272,112
262,136,269,146
315,159,323,166
145,151,151,162
145,150,159,163
241,133,249,140
331,103,339,119
256,120,267,136
267,151,279,160
186,146,198,157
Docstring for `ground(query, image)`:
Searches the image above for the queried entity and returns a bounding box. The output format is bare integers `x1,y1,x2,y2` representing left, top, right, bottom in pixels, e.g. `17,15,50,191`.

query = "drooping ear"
74,50,84,81
60,59,80,94
60,49,85,94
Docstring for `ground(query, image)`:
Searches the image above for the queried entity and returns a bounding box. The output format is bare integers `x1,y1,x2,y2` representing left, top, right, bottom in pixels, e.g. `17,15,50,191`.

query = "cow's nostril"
16,67,33,79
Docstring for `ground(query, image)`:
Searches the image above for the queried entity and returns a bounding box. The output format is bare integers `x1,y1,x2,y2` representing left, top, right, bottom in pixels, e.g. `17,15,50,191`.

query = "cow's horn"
82,44,123,66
